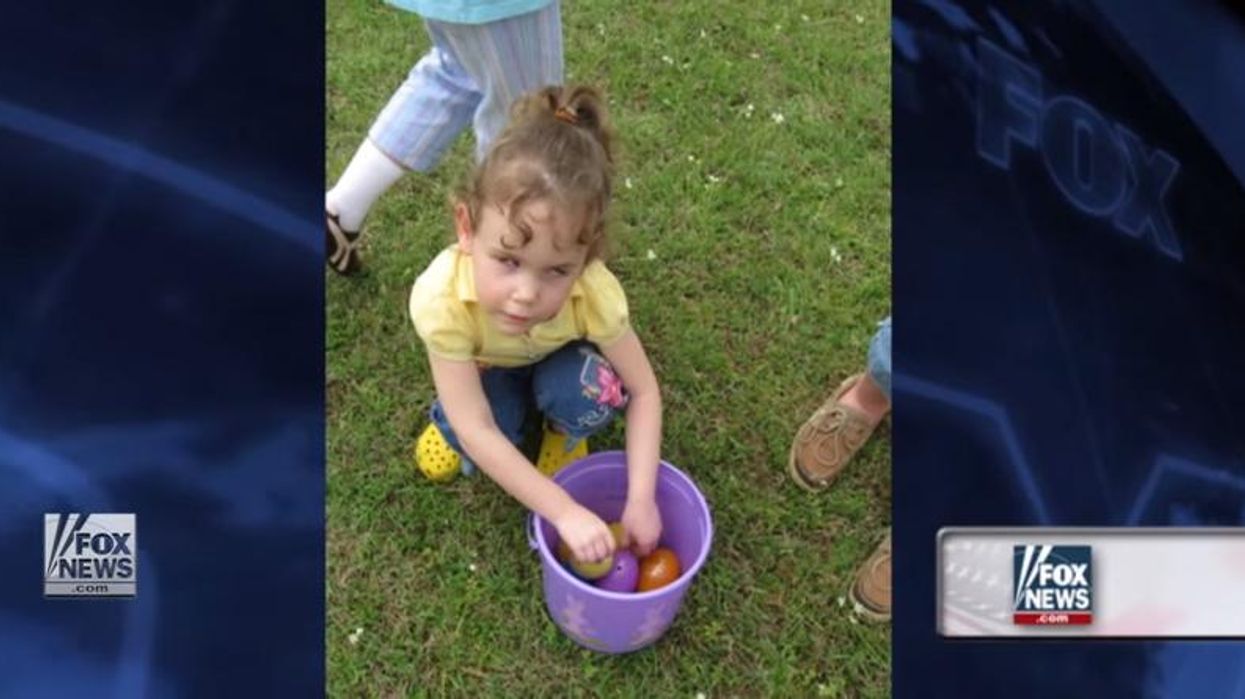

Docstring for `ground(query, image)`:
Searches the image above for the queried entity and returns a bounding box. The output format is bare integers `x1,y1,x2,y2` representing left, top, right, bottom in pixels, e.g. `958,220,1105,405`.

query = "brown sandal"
326,210,362,275
788,373,881,491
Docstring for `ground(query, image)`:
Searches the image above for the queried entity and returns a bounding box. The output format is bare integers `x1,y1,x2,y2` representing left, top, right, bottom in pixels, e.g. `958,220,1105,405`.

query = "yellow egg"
608,522,627,548
556,540,613,580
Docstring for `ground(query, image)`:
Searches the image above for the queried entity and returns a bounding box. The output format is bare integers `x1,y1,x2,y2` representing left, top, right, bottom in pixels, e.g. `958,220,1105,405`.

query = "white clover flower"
468,563,477,572
706,174,722,184
834,176,844,188
646,249,657,261
662,55,674,65
770,112,785,124
624,177,633,189
750,51,761,59
837,596,846,607
801,14,810,22
347,627,364,645
699,29,707,39
855,14,864,24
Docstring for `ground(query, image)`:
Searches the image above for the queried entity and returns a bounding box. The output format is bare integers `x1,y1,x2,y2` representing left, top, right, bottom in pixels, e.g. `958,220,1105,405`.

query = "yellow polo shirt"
409,246,630,367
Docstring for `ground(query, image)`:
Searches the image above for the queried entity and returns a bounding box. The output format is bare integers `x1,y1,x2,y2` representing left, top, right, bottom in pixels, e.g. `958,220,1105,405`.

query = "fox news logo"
44,513,137,598
1012,544,1092,625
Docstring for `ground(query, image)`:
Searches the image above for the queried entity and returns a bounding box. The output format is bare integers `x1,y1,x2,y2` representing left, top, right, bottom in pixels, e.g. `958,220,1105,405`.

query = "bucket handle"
526,513,539,551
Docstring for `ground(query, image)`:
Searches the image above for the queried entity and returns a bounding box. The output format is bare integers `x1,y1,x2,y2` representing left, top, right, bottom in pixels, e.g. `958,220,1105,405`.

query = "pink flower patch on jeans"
595,364,627,408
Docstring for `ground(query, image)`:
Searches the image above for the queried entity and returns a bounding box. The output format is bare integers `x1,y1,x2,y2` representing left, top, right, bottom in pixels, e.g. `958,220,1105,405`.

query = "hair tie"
553,106,579,125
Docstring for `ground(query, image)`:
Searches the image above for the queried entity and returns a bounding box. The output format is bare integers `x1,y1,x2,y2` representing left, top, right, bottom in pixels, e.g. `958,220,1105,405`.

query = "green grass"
327,1,891,695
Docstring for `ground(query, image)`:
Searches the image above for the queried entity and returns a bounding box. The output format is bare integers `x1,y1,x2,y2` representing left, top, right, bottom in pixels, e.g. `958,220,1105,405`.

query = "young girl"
409,85,663,566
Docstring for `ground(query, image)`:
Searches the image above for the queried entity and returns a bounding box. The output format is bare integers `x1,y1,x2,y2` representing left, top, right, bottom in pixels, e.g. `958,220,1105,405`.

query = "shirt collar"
453,247,476,302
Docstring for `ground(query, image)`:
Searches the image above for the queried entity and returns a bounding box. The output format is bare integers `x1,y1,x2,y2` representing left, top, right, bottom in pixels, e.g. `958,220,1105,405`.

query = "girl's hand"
553,504,615,563
620,496,663,557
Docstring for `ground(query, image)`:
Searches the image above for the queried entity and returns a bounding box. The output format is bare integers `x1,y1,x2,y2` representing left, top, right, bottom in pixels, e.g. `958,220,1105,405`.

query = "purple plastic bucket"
529,451,713,654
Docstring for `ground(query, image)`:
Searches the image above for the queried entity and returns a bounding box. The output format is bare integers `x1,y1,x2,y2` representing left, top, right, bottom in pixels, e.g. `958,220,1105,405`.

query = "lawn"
327,1,891,695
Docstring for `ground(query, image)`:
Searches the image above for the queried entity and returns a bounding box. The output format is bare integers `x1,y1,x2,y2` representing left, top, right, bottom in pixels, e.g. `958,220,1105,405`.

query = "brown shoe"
850,529,891,622
788,373,882,491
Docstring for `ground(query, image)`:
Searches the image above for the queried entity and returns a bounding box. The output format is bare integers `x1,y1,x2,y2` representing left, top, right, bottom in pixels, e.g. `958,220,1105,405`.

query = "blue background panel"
0,3,324,697
894,0,1245,697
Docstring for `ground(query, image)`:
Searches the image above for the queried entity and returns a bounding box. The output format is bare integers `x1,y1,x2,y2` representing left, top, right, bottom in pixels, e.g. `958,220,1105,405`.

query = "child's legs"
429,366,531,457
532,341,628,443
866,316,892,402
367,24,483,172
429,2,564,161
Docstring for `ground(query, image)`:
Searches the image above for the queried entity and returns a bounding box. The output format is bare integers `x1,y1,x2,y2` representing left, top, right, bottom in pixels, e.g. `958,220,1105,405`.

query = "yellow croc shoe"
415,423,460,483
536,425,588,477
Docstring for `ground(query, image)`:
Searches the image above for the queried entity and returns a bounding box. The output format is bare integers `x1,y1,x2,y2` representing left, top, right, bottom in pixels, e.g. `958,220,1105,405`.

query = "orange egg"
636,547,681,592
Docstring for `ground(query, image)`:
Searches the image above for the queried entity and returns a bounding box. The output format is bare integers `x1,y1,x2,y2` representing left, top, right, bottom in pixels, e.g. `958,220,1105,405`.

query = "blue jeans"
867,316,892,401
430,341,628,473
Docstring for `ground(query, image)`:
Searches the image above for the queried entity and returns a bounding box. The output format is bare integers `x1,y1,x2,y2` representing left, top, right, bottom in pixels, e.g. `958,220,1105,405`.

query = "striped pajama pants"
368,1,563,171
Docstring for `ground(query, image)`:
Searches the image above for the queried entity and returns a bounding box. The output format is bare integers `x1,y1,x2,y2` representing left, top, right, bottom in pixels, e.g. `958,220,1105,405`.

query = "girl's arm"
600,329,664,556
428,354,615,563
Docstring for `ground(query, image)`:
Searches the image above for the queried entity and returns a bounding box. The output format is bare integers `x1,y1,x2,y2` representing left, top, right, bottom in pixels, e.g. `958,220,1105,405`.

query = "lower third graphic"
44,513,137,598
1013,544,1092,625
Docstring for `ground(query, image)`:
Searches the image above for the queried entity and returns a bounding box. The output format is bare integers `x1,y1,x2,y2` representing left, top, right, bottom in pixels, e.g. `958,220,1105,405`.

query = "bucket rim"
532,450,713,602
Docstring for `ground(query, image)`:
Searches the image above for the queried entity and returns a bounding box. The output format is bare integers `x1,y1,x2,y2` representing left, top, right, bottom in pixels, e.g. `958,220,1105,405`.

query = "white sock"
325,139,405,232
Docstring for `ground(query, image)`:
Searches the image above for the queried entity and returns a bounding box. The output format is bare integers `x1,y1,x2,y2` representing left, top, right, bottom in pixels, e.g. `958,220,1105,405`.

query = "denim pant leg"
430,366,531,474
532,341,628,447
866,316,892,402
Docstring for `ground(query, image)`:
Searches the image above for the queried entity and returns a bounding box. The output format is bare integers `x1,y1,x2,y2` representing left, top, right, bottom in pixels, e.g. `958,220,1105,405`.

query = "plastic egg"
556,539,613,580
608,522,627,548
636,547,681,592
595,550,639,593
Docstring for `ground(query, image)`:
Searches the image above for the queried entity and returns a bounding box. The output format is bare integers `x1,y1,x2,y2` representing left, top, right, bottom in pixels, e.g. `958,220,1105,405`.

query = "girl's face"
456,198,590,336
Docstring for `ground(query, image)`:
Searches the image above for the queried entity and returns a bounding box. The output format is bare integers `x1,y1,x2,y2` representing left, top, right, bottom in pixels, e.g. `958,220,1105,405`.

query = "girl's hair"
458,85,615,260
